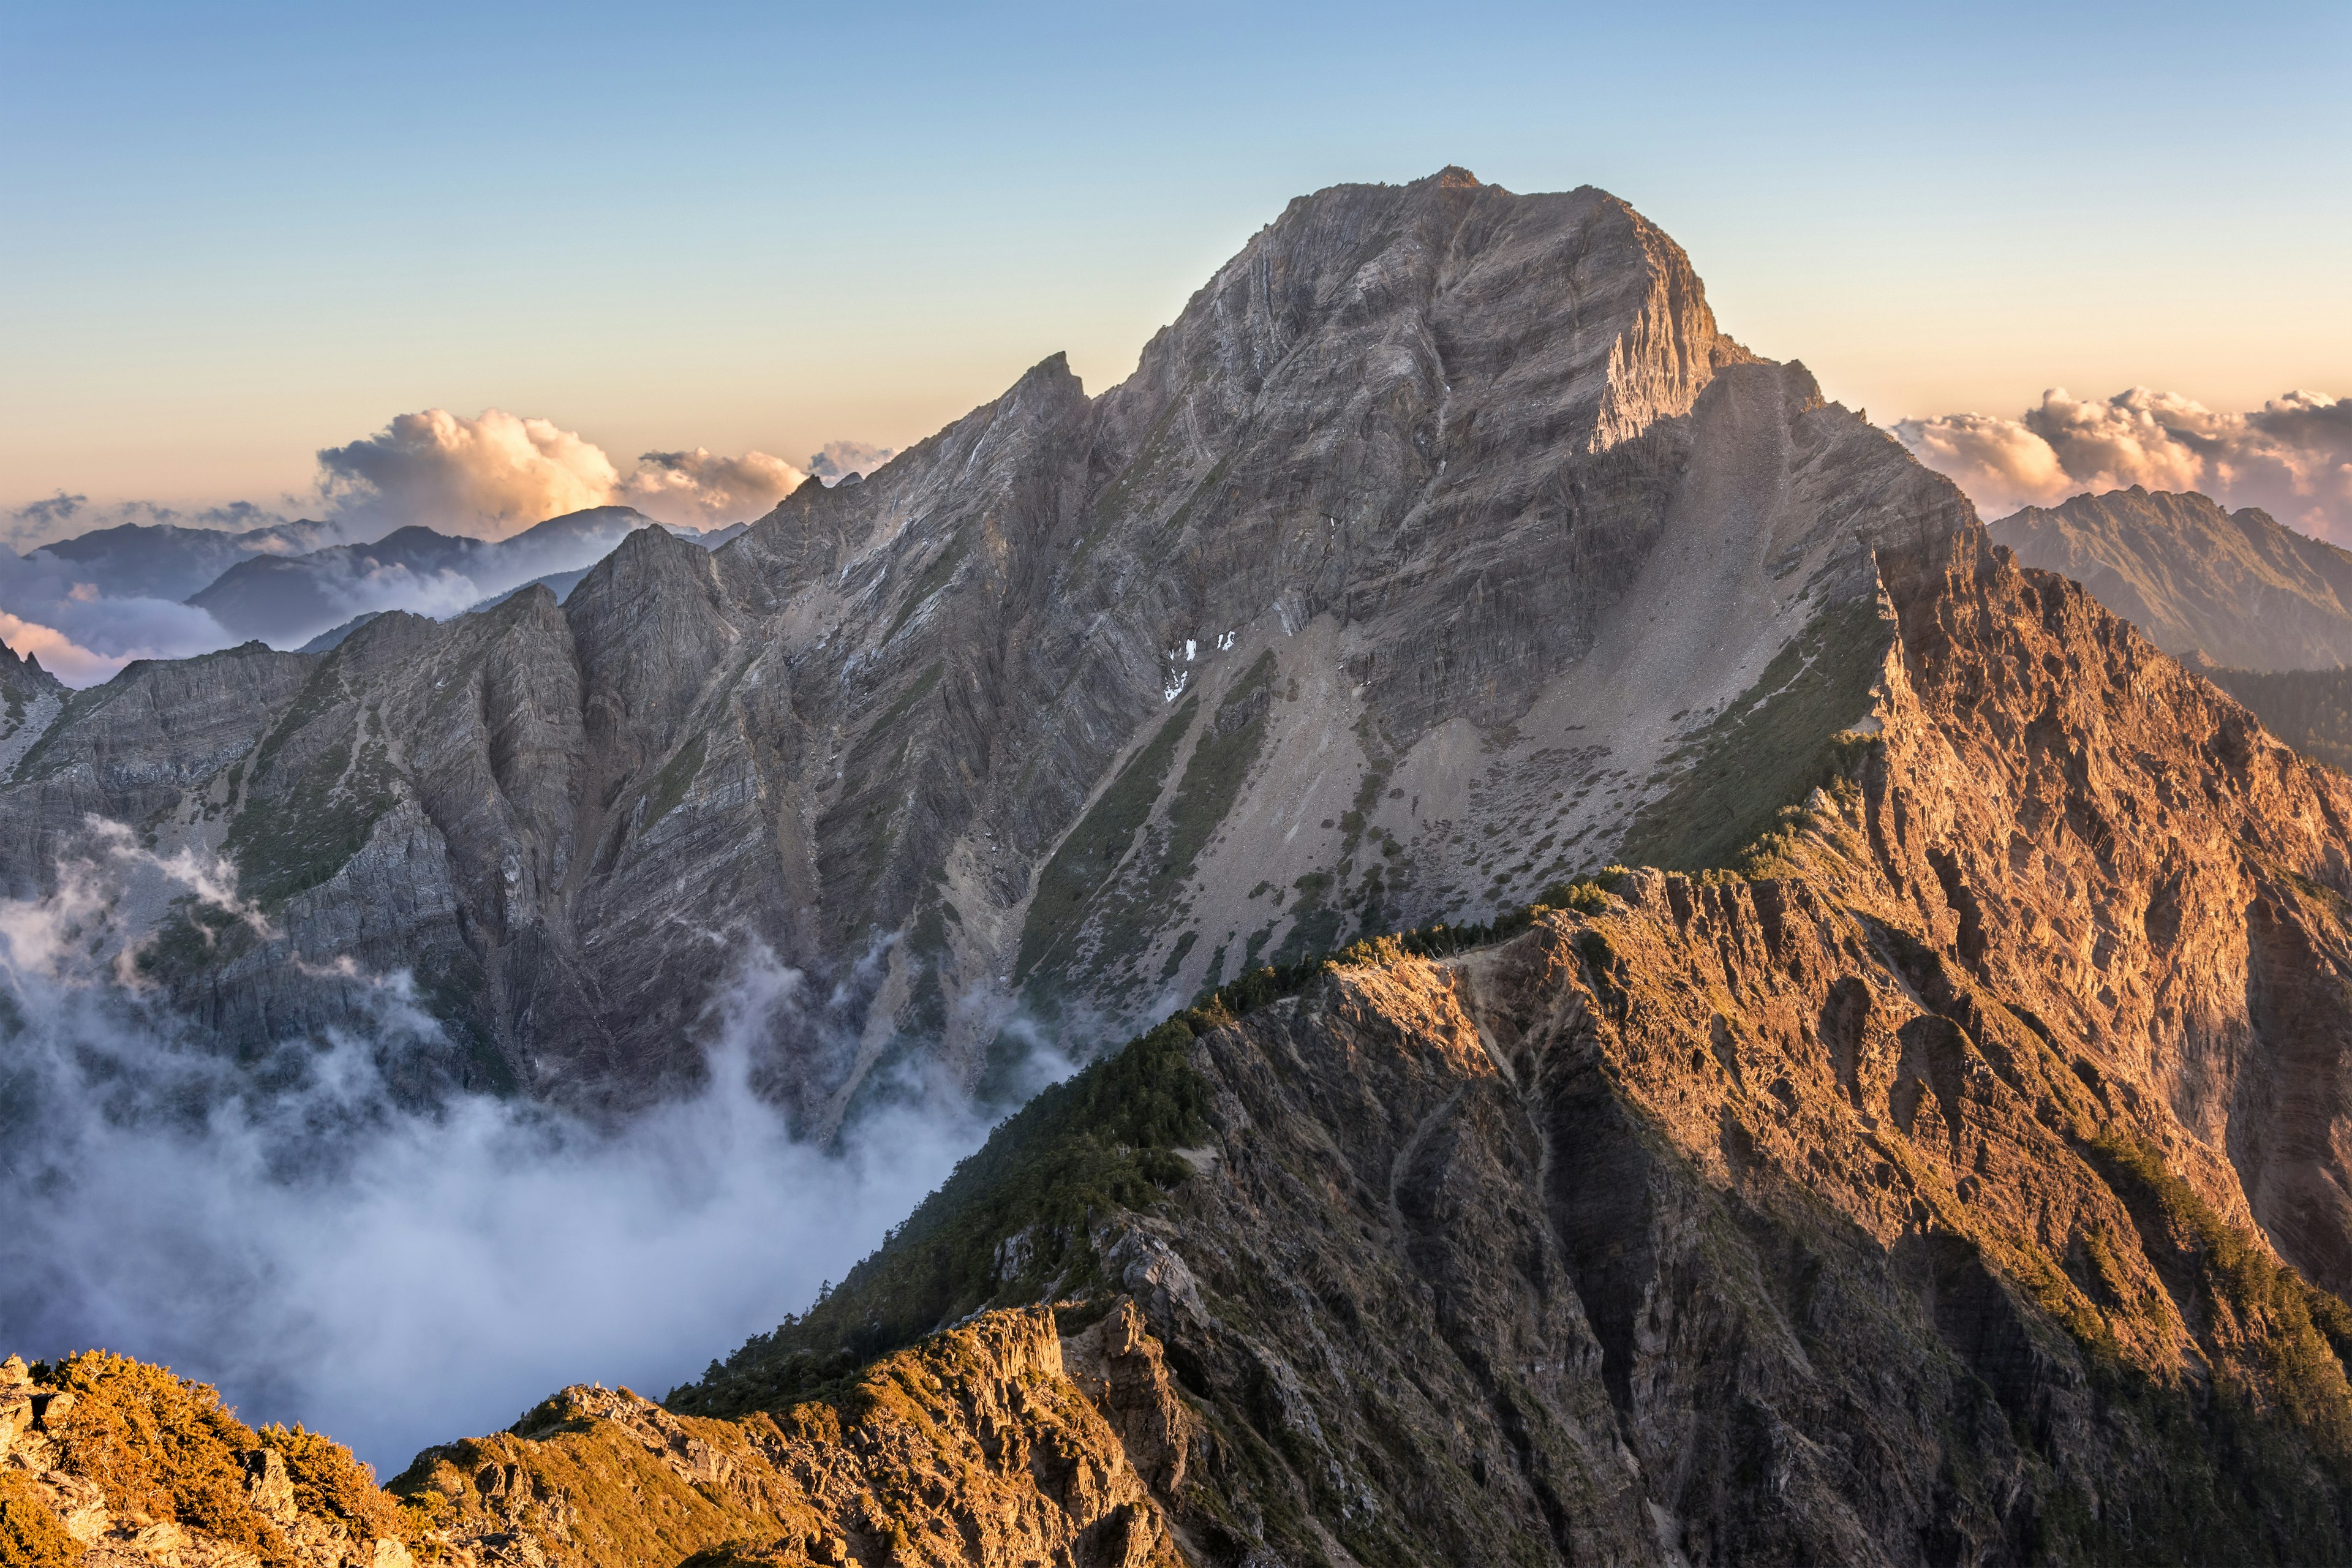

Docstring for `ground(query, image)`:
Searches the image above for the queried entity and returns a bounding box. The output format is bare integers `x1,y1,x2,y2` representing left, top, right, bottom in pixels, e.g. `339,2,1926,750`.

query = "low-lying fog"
0,823,1046,1475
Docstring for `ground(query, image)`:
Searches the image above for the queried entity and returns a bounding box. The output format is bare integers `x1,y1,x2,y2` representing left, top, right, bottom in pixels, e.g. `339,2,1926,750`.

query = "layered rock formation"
0,645,62,780
657,518,2352,1563
1991,486,2352,669
0,168,1964,1120
12,437,2352,1559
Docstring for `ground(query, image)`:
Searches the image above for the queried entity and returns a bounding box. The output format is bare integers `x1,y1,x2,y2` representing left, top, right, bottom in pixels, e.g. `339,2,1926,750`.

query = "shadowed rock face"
650,522,2352,1565
0,170,1985,1116
11,401,2352,1560
1991,486,2352,670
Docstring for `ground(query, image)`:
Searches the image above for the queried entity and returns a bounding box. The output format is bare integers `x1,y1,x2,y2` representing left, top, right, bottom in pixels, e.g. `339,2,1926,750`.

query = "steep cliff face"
1991,486,2352,669
0,170,1965,1119
0,646,63,780
12,521,2352,1562
665,522,2352,1564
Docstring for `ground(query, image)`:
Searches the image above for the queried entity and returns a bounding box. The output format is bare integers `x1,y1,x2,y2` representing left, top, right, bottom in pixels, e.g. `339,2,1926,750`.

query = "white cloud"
2,417,895,681
1895,388,2352,541
1,493,306,553
0,824,1044,1473
0,547,238,684
617,447,808,527
317,408,622,540
809,440,897,485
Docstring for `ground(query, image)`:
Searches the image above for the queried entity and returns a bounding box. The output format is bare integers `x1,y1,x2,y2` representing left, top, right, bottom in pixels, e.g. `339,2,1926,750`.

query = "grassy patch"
1618,597,1890,872
669,1016,1211,1416
2090,1132,2352,1457
882,546,966,646
1058,652,1281,987
641,732,707,826
224,734,401,911
1013,697,1194,986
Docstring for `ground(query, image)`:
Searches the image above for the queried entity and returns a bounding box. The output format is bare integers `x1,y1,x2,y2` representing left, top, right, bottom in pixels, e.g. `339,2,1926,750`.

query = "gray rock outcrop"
0,168,1974,1120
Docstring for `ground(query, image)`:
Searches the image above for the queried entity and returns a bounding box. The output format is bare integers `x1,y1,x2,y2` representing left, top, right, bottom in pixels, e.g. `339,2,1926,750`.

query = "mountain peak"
1991,486,2352,668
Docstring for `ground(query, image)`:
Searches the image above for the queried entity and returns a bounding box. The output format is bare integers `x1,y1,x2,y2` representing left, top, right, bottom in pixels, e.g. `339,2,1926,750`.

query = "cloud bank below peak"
318,409,817,537
1894,388,2352,541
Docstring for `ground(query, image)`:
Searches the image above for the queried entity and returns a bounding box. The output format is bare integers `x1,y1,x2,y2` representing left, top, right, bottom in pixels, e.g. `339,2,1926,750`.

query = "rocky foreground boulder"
0,1351,414,1568
17,511,2352,1562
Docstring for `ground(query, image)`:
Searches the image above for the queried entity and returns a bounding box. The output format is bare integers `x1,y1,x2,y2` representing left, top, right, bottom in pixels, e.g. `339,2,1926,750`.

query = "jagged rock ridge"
18,514,2352,1562
658,517,2352,1562
0,169,1964,1119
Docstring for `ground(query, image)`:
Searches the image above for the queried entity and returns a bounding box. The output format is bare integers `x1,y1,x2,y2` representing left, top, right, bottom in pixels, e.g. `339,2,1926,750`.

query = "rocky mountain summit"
15,511,2352,1562
639,516,2352,1564
8,160,2352,1562
1991,486,2352,670
0,168,1964,1120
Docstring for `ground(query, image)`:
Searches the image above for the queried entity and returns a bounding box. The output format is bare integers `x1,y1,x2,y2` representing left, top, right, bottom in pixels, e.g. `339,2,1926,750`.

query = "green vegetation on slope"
1619,597,1889,872
2090,1133,2352,1455
679,886,1587,1422
1014,696,1195,986
219,657,403,911
1075,652,1281,983
672,1014,1211,1415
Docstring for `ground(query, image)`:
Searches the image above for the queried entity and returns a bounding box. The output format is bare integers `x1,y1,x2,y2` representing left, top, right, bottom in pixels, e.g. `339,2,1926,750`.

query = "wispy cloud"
2,412,884,680
1894,388,2352,540
618,447,807,527
809,440,897,485
2,494,306,554
0,547,243,684
0,823,1032,1473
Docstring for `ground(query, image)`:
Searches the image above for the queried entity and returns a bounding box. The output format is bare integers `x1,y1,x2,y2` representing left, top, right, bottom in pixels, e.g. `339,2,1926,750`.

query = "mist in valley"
0,821,1043,1476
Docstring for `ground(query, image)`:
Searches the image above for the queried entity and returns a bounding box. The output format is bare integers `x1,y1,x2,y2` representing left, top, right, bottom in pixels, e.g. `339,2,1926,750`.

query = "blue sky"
4,0,2346,511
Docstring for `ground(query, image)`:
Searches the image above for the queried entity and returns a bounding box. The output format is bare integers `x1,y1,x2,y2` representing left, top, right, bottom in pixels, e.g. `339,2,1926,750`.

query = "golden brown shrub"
0,1472,78,1568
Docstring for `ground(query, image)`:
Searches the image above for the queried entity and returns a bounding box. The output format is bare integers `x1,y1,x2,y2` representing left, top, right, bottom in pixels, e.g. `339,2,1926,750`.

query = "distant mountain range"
19,507,750,652
1990,486,2352,669
26,516,352,602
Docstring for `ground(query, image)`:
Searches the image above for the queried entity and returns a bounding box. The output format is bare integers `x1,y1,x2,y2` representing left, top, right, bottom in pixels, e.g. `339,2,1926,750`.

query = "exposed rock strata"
13,518,2352,1562
0,170,1965,1118
668,521,2352,1564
